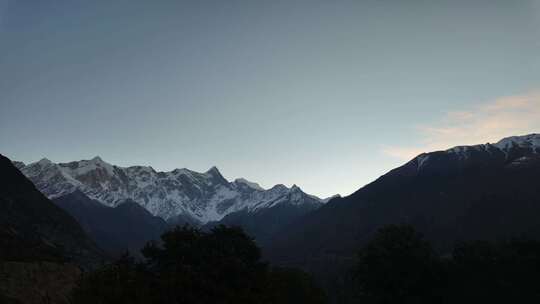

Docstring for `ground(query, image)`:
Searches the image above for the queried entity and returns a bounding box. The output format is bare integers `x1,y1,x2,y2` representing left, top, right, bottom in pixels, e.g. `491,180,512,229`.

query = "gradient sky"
1,0,539,197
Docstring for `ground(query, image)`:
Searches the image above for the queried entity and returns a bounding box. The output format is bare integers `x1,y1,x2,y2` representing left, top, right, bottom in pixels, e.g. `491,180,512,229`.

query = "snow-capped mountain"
204,184,325,245
412,133,540,172
16,157,325,224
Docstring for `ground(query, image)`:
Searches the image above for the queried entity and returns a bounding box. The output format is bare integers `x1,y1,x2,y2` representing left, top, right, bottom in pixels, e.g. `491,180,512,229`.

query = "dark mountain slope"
268,135,540,270
53,191,169,255
0,154,104,266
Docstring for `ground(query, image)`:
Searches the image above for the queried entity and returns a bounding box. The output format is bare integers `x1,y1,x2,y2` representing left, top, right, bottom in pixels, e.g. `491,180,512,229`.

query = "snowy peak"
205,166,221,176
247,183,324,212
204,166,228,185
270,184,289,192
12,161,26,170
16,157,326,224
37,158,53,166
494,133,540,150
90,156,103,162
234,178,265,191
64,156,116,175
409,133,540,173
445,133,540,155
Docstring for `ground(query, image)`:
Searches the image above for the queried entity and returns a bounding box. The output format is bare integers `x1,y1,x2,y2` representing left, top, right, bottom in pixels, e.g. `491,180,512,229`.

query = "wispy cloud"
383,92,540,160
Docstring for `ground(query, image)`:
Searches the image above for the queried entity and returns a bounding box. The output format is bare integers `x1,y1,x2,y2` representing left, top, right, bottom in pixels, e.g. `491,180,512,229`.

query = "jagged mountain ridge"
17,157,326,223
204,184,324,246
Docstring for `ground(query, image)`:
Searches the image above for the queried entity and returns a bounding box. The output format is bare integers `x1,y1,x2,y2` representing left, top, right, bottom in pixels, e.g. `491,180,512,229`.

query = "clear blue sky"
1,0,539,197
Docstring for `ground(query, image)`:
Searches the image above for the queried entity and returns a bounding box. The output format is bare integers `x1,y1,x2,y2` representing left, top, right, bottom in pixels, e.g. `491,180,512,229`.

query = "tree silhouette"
71,225,326,304
352,225,540,304
353,224,444,304
447,239,540,303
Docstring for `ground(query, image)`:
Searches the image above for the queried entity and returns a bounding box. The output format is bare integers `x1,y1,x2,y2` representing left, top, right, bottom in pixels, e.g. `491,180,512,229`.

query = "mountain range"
15,157,328,251
2,133,540,303
15,158,327,225
10,134,540,259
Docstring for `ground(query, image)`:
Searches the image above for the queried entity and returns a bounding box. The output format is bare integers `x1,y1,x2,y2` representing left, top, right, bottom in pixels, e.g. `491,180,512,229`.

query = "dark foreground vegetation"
71,224,540,304
71,225,327,304
3,222,540,304
345,224,540,304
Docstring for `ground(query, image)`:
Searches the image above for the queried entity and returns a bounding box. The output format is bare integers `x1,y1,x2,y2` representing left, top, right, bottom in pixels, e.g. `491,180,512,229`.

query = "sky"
1,0,539,197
